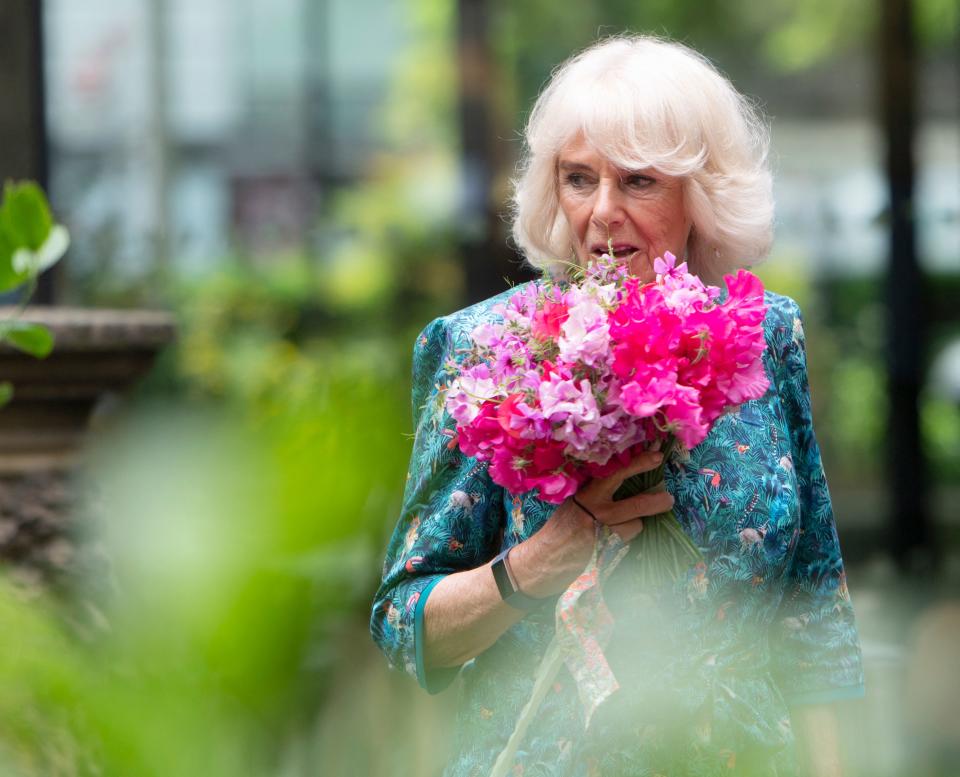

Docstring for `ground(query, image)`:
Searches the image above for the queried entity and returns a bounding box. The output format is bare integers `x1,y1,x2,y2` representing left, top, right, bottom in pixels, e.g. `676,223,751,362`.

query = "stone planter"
0,306,176,582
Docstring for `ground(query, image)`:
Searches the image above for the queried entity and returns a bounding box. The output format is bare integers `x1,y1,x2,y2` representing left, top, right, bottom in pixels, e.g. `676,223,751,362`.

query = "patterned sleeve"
369,315,505,694
768,297,866,706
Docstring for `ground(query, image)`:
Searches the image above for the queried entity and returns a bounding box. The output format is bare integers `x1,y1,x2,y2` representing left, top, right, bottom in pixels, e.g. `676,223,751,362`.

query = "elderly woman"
371,35,863,777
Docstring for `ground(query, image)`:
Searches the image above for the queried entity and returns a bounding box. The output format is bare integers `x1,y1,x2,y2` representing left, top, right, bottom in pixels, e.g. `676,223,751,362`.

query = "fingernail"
651,452,663,463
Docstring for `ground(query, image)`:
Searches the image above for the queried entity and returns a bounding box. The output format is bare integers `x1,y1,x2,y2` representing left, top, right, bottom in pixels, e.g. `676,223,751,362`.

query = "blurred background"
0,0,957,775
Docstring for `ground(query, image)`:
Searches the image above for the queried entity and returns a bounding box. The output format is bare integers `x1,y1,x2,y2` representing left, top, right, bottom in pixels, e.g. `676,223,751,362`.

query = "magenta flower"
531,296,570,342
663,383,709,449
620,364,679,418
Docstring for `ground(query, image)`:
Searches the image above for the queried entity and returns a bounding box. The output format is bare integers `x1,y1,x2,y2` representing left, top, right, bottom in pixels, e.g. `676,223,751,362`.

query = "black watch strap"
491,548,553,611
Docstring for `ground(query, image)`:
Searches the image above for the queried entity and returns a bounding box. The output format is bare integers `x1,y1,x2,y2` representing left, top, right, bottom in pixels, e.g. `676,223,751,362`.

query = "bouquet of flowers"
444,250,769,587
444,252,770,773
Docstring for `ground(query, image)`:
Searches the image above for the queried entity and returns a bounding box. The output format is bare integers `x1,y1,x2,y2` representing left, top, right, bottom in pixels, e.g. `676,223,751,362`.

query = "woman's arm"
421,553,530,668
424,453,673,668
767,296,859,777
765,296,864,704
791,703,844,777
423,496,592,668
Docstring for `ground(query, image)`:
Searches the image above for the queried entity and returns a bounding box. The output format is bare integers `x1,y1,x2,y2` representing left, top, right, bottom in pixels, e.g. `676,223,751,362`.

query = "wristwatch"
490,547,554,611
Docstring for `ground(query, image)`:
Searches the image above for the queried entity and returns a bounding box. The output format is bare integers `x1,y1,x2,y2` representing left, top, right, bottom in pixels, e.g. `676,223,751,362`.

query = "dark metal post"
456,0,521,304
0,0,54,303
880,0,931,570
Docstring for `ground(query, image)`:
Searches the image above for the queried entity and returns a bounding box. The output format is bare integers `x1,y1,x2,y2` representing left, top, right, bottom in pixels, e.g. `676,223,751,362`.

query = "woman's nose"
590,178,625,230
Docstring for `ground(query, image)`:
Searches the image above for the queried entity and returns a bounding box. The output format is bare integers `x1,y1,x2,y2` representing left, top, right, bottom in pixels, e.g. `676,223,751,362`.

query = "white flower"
12,225,70,276
558,296,610,367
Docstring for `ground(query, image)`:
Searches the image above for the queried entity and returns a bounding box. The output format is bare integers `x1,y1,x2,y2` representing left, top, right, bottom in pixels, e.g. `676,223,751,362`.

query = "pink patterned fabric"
555,524,631,727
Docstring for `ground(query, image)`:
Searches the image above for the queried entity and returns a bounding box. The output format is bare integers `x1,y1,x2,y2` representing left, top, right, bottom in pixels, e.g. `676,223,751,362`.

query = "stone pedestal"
0,306,175,581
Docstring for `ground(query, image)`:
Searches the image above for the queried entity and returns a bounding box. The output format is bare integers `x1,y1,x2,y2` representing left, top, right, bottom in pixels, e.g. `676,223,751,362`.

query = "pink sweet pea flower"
663,384,710,449
531,297,570,342
497,393,530,439
532,469,580,503
558,293,611,368
458,402,506,460
488,444,533,494
445,363,501,424
539,375,603,453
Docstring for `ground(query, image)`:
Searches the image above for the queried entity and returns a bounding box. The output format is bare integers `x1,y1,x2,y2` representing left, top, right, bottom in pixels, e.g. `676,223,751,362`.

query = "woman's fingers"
571,451,673,544
584,451,664,501
612,517,645,543
603,489,674,524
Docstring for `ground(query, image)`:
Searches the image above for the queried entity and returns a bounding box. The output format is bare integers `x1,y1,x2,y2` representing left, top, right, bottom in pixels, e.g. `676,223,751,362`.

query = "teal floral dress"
370,285,864,777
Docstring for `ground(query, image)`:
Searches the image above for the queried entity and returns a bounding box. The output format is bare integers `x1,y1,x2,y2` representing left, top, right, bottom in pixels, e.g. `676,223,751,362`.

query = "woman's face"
556,134,692,282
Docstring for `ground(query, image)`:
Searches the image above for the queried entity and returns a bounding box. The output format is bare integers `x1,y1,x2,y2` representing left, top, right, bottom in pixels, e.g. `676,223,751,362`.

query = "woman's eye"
565,173,589,189
624,174,655,189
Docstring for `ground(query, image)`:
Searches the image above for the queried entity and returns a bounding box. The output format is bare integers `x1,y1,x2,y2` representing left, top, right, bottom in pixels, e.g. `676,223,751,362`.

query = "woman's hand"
422,450,674,670
508,450,675,598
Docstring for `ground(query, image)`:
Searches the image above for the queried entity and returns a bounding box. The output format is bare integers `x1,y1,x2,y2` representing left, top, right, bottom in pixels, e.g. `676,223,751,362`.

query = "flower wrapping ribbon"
556,521,631,728
488,523,631,777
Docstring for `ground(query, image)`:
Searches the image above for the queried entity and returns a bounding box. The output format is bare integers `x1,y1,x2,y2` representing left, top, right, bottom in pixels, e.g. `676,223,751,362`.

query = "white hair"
510,34,774,284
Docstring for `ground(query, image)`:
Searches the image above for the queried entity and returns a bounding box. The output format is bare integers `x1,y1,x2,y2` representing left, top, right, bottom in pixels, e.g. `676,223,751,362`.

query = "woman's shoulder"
762,290,807,372
763,290,803,326
418,281,537,348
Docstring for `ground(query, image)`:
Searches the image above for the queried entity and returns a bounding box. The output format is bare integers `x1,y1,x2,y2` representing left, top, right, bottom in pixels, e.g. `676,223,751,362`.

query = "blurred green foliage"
1,228,419,774
0,306,412,774
0,181,69,404
813,274,960,486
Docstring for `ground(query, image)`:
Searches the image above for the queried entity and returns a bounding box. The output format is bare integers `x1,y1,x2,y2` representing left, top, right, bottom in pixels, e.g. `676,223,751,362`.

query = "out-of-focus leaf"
761,0,867,72
0,382,12,407
0,224,25,292
0,181,63,292
0,322,55,358
0,181,53,251
917,0,960,47
12,225,70,277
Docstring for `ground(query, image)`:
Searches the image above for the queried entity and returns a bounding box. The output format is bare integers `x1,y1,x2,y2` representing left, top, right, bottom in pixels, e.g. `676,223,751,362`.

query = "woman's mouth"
591,243,640,260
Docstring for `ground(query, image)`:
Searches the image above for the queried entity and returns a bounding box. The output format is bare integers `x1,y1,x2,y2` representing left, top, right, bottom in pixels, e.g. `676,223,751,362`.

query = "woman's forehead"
555,133,658,172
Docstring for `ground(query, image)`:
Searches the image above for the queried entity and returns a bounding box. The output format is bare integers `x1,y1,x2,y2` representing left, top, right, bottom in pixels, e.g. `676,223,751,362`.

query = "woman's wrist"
501,547,522,589
503,540,550,598
507,503,595,597
493,548,554,610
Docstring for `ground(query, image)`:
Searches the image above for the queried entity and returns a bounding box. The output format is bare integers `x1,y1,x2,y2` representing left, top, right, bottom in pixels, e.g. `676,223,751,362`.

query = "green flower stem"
488,637,563,777
613,435,703,588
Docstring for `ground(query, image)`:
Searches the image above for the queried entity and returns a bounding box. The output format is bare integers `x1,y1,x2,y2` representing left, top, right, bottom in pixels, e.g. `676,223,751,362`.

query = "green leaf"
0,180,62,292
0,321,54,358
0,180,53,251
0,381,11,408
0,226,22,292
